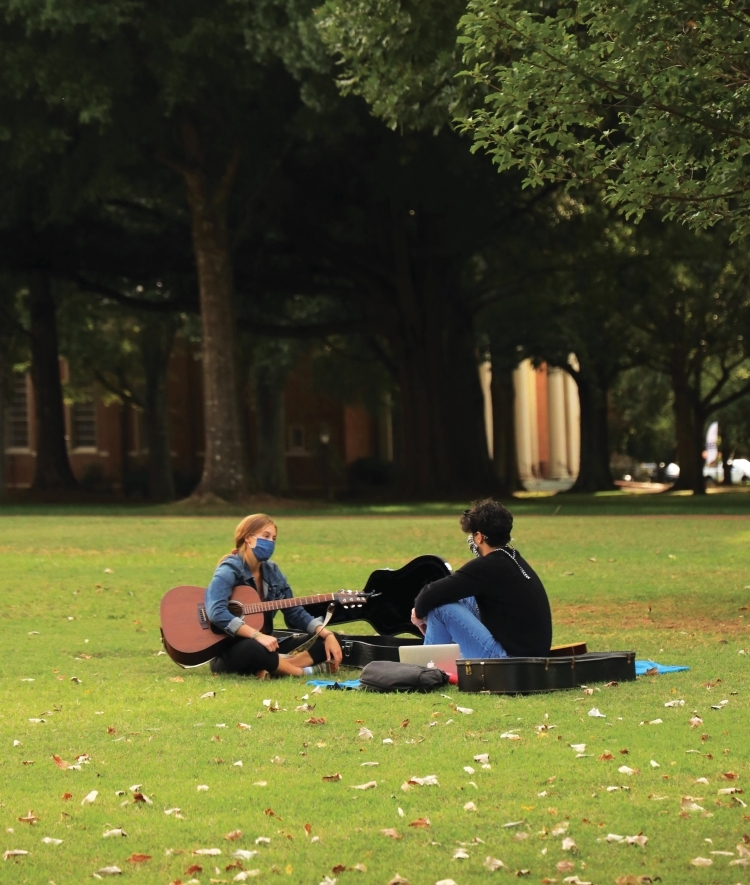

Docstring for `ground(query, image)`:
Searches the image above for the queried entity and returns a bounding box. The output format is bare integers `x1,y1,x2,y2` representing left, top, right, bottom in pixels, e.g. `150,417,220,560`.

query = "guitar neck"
240,593,341,616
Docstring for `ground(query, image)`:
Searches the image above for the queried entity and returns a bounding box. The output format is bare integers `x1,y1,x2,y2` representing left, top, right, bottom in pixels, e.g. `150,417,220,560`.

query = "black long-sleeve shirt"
414,549,552,657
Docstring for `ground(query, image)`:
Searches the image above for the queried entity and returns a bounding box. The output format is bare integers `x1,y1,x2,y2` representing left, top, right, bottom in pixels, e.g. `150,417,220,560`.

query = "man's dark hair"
460,499,513,547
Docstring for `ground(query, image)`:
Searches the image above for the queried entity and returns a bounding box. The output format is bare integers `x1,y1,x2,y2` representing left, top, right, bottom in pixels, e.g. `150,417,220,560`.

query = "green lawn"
1,513,748,884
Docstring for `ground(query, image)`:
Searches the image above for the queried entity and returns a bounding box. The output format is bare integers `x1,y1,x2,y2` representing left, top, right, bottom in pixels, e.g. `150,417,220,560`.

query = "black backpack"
360,661,450,693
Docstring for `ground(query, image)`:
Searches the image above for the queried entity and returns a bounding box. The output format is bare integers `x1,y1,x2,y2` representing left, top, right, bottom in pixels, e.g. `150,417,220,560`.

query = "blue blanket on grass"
308,659,689,690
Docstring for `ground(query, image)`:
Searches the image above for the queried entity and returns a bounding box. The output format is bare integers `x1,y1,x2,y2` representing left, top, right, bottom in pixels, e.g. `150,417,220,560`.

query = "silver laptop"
399,643,461,676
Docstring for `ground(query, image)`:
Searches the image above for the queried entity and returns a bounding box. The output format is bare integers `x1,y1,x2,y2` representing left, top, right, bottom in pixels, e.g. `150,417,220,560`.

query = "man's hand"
254,633,279,652
323,633,342,671
411,607,427,636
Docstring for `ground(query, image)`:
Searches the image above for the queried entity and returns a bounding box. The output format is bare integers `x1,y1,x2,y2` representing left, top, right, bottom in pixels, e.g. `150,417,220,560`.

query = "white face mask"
467,534,481,558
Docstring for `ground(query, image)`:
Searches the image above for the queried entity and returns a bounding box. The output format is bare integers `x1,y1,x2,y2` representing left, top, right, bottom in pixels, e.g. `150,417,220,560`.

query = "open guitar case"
275,553,636,694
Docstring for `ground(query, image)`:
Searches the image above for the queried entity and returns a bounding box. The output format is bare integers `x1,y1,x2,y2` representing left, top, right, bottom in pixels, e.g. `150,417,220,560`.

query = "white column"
478,361,493,459
513,361,532,481
564,369,581,478
547,367,569,479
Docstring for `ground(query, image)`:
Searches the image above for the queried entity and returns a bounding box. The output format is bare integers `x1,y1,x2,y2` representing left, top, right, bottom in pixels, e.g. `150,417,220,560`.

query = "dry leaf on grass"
126,854,151,863
81,790,98,805
453,849,470,859
381,829,402,840
435,880,458,885
41,837,62,845
103,829,127,838
557,860,575,872
587,708,606,718
406,775,439,787
358,727,373,739
3,850,29,860
483,856,505,871
690,857,713,867
562,877,591,885
464,802,477,812
688,716,703,728
224,830,242,841
305,717,326,725
599,752,614,761
681,797,706,812
200,691,216,699
193,848,222,856
322,773,342,782
351,781,377,790
409,818,431,829
17,811,39,825
185,863,203,874
561,837,577,852
387,875,409,885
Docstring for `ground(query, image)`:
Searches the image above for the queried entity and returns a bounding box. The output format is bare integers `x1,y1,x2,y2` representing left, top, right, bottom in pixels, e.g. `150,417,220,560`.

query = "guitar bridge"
197,604,210,630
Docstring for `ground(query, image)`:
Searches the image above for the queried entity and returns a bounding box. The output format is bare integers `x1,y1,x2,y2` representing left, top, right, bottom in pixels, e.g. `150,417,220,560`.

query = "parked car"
704,459,750,484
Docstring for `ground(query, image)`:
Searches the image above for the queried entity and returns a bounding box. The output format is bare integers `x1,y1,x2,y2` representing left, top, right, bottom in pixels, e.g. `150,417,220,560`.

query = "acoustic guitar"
160,585,368,666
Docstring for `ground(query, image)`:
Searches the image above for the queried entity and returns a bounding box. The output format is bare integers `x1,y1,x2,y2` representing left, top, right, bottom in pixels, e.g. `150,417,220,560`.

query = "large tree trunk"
140,317,176,502
568,370,615,493
254,361,289,495
387,218,498,498
28,271,78,491
490,364,522,494
671,373,706,494
181,129,249,500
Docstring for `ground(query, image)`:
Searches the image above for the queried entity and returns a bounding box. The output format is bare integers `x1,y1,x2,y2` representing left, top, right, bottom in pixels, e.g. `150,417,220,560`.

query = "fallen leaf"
626,834,648,847
18,811,39,825
185,864,203,874
81,790,98,805
598,752,614,761
406,775,439,787
358,727,373,739
587,708,606,718
681,796,706,812
197,785,209,791
103,829,128,838
618,765,636,775
455,706,473,714
387,876,409,885
201,691,216,699
408,818,431,829
305,717,326,725
41,837,63,845
557,860,575,872
453,848,470,859
690,857,712,867
483,856,505,871
688,716,703,728
127,854,151,863
322,773,342,782
722,771,739,780
561,837,577,852
3,850,28,860
381,829,402,840
193,848,222,856
562,878,591,885
132,791,153,805
95,866,122,876
350,781,377,790
224,830,242,841
570,744,586,752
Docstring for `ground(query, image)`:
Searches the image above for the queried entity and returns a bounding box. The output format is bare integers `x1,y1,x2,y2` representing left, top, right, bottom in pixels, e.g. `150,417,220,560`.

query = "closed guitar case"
457,651,636,695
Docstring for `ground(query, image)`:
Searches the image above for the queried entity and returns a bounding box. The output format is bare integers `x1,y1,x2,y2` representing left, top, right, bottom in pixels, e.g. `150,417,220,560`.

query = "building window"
287,424,306,454
5,374,30,450
71,398,97,450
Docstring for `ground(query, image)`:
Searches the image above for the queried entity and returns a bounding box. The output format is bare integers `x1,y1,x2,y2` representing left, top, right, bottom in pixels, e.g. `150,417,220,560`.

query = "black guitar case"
457,650,636,694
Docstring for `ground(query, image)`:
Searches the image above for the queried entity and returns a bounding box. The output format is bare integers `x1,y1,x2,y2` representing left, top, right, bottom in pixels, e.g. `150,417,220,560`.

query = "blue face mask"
251,537,275,561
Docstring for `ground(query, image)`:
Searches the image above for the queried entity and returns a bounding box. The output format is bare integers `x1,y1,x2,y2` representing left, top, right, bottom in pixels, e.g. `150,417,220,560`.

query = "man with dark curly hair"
411,499,552,657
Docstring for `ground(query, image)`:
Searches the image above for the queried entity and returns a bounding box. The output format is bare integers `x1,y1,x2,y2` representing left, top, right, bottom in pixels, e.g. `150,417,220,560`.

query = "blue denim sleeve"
205,559,245,636
275,572,322,635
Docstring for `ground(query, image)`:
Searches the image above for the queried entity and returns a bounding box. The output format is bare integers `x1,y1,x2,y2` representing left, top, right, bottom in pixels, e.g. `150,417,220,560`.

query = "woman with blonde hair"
205,514,342,678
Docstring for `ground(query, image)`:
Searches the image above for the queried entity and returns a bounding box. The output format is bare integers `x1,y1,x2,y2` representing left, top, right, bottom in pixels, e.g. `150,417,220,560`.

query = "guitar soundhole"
227,600,244,617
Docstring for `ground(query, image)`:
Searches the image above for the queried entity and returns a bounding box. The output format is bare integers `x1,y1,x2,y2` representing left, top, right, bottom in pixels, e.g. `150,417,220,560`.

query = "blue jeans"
424,597,507,659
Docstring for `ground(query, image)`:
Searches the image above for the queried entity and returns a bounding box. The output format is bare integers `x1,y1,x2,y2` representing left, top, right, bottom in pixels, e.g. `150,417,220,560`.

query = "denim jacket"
204,554,323,637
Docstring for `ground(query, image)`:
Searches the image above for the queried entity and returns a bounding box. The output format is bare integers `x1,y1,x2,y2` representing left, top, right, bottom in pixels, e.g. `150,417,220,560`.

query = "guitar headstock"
335,589,368,609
